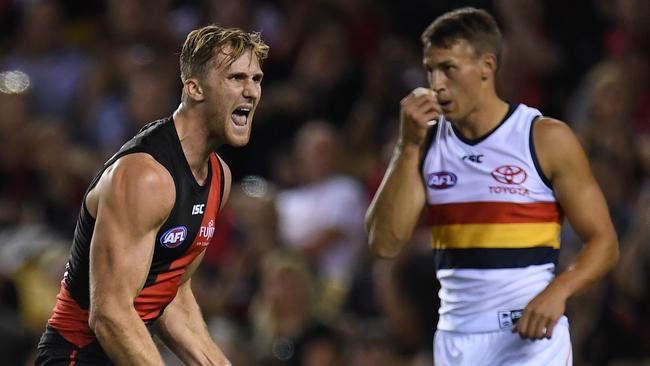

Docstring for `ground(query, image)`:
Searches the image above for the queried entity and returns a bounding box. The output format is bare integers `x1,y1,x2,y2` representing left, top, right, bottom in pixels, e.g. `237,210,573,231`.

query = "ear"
480,53,498,81
184,78,205,102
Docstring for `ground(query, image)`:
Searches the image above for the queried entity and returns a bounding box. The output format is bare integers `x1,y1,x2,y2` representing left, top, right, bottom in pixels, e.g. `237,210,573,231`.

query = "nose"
242,79,261,100
429,70,446,94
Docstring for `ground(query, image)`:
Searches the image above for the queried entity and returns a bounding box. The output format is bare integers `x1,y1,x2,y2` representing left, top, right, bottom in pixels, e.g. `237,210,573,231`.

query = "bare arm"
154,157,233,366
515,118,619,339
155,252,231,366
365,88,441,258
87,154,175,365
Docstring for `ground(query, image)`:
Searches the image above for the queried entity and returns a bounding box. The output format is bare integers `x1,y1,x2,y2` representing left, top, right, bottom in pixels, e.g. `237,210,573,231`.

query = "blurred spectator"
276,121,367,317
2,0,89,123
250,249,320,364
346,324,400,366
291,323,344,366
494,0,562,108
372,227,436,360
193,181,279,322
86,58,177,157
573,61,641,234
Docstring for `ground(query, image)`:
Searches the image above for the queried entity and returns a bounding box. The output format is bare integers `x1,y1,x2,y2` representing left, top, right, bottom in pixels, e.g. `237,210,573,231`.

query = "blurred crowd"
0,0,649,365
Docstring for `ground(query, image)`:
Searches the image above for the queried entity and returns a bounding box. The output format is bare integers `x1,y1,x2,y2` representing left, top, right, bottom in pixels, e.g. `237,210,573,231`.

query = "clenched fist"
399,87,442,148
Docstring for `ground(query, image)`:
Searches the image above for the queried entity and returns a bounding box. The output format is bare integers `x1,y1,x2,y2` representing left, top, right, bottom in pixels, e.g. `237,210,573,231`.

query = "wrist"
396,139,422,157
547,276,574,301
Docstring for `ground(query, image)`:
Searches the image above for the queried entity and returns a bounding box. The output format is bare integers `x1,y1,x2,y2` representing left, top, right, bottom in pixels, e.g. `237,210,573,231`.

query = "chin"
229,139,249,147
227,133,251,147
224,120,252,147
444,109,460,121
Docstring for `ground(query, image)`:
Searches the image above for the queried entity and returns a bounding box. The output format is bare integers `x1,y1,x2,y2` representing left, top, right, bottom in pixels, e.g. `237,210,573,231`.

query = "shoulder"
532,117,582,158
532,117,588,180
106,153,174,191
97,153,175,222
532,117,573,140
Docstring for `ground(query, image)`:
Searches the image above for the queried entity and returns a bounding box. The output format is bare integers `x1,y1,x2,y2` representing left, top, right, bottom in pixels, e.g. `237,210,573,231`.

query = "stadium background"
0,0,649,364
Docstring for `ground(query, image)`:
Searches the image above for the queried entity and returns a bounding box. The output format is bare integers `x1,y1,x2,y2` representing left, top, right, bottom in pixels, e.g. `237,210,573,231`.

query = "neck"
172,103,222,184
454,92,509,140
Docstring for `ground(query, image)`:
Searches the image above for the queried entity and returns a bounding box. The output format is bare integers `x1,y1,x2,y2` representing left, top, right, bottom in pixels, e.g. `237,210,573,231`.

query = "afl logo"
491,165,527,185
160,226,187,248
427,171,457,189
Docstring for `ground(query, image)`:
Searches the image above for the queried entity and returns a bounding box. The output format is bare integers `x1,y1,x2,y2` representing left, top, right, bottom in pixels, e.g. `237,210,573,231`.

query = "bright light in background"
241,175,269,198
0,70,31,94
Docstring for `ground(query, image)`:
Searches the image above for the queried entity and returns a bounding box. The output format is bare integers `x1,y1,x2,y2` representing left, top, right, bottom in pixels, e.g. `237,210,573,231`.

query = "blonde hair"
180,24,269,82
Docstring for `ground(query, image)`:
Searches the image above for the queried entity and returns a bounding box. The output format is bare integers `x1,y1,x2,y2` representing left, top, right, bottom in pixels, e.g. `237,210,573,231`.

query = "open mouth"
439,100,451,111
231,106,251,126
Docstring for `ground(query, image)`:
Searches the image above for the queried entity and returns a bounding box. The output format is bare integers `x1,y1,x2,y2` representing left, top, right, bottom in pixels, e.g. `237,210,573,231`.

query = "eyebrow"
227,71,265,78
423,59,454,70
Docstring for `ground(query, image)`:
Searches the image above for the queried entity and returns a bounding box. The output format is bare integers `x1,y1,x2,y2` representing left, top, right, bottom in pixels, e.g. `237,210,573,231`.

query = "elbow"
88,309,105,334
88,306,121,336
607,234,620,271
368,233,404,259
363,210,374,235
365,211,411,259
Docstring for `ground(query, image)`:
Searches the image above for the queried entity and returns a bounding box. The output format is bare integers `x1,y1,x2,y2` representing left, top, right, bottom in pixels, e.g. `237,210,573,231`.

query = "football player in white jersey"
365,7,619,366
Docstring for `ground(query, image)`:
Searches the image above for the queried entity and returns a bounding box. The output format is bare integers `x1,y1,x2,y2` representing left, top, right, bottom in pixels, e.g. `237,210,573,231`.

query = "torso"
421,103,563,332
47,117,225,347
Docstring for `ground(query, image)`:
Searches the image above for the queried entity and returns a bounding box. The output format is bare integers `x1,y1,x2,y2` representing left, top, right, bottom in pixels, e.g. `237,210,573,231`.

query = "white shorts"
434,317,572,366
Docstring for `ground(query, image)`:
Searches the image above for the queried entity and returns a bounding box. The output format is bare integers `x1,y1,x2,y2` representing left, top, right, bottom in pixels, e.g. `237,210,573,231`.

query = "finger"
545,319,558,339
412,87,434,98
414,100,442,117
536,321,548,340
413,100,442,118
544,325,552,339
413,93,439,109
525,315,538,339
420,109,442,125
414,103,441,119
515,313,530,338
529,315,546,340
401,88,435,106
409,109,441,128
523,312,544,340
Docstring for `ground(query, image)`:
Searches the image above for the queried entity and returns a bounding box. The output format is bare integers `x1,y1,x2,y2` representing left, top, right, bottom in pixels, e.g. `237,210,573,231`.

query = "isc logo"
427,171,458,189
192,204,205,215
160,226,187,248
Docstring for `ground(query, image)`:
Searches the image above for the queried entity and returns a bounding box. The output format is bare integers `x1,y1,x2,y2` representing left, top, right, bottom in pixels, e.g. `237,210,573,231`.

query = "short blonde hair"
180,24,269,81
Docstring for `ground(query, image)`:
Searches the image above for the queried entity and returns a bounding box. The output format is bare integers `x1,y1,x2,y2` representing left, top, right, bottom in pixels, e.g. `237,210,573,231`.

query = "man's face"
201,49,263,147
423,39,486,122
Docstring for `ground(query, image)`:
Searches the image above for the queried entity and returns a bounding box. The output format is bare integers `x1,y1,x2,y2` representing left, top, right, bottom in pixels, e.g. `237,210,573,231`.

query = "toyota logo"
491,165,527,185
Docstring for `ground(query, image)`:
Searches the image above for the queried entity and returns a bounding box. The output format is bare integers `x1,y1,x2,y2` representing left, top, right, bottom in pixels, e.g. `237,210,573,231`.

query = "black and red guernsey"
46,116,225,348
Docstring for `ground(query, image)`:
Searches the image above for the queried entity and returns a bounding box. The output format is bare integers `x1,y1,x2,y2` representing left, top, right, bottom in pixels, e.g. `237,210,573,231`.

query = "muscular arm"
88,154,175,365
154,157,233,366
365,144,427,258
515,118,619,339
365,88,440,258
154,252,230,366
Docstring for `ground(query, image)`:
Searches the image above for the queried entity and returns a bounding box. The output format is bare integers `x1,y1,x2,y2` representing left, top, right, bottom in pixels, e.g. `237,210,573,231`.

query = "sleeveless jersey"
47,116,225,347
421,103,563,333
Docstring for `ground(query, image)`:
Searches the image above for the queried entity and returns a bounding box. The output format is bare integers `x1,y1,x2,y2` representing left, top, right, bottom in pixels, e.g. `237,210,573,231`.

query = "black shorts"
35,325,112,365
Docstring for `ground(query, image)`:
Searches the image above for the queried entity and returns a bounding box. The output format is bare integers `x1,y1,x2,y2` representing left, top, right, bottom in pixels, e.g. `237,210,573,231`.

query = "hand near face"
399,87,441,148
513,285,569,340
